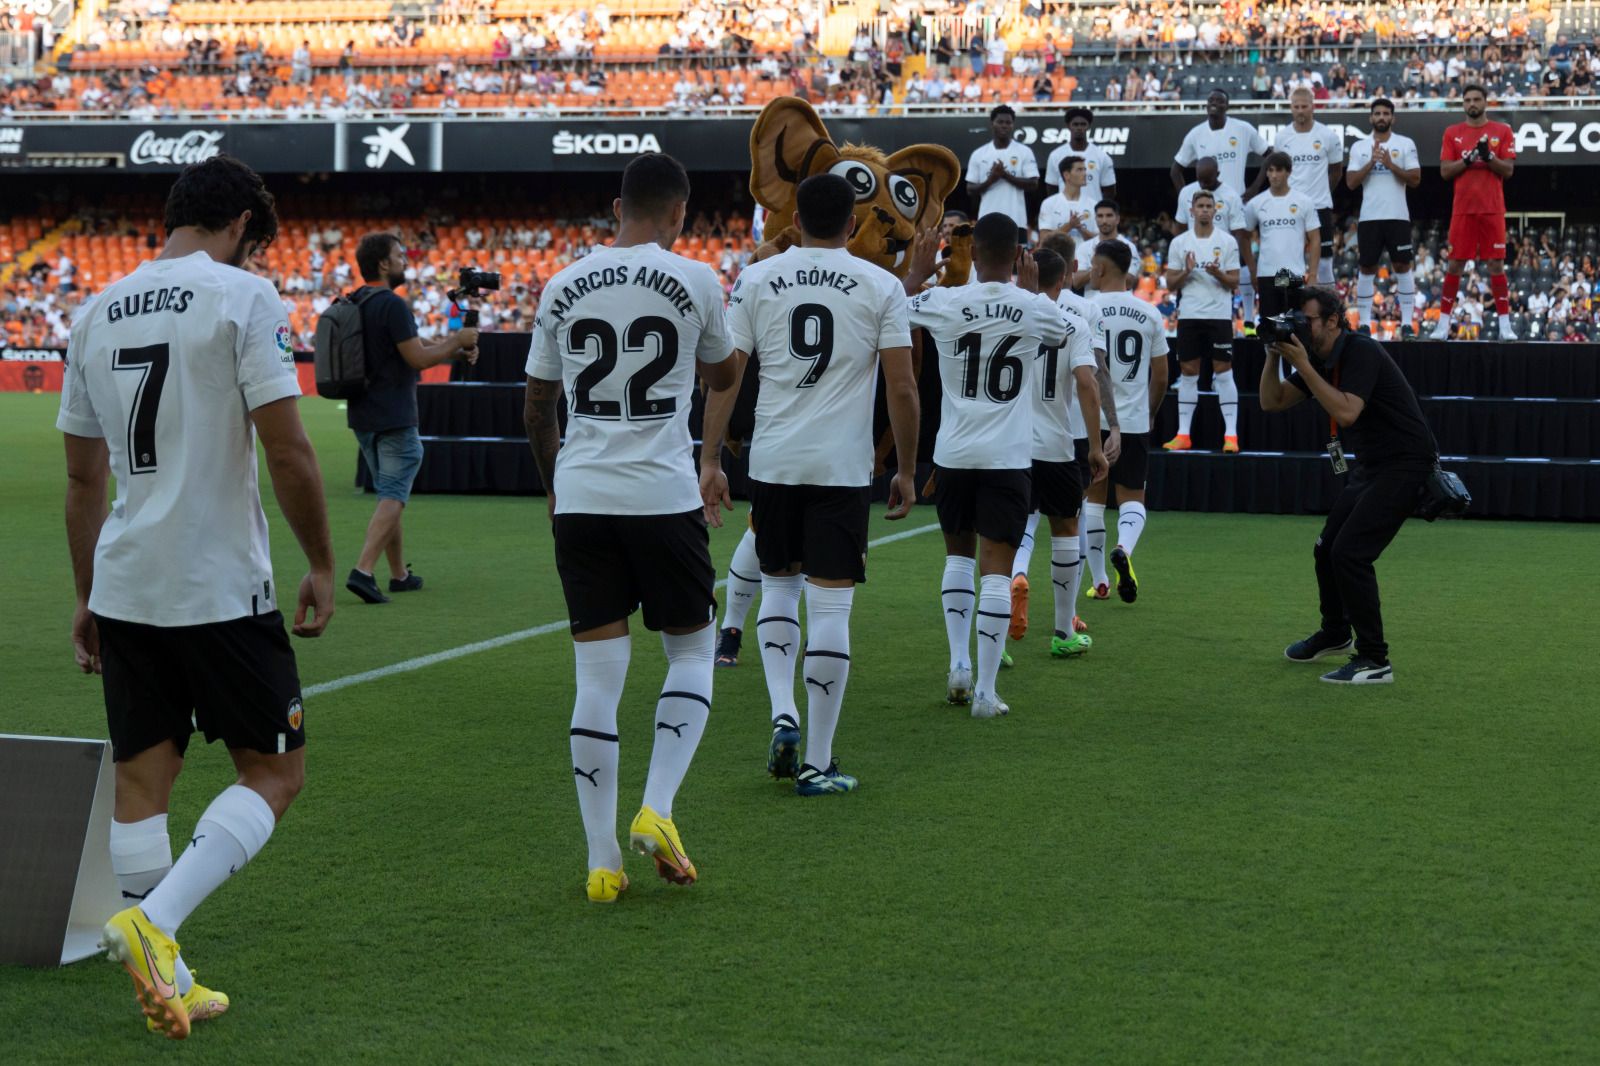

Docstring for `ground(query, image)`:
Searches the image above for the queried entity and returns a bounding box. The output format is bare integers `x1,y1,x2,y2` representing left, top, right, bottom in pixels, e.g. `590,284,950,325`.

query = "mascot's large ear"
749,97,842,212
884,144,963,228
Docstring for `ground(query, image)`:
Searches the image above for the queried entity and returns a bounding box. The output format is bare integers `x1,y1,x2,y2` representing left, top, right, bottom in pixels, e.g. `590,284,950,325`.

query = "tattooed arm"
524,375,564,519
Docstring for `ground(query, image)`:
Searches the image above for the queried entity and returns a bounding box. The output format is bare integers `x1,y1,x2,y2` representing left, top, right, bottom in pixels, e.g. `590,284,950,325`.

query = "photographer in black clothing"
1259,287,1437,685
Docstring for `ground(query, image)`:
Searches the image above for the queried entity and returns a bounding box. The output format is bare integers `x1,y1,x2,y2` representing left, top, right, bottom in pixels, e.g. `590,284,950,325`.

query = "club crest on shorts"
287,697,304,731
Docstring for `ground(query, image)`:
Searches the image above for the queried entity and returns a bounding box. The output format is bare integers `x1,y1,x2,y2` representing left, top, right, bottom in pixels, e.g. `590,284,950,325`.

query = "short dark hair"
1190,190,1216,205
1064,106,1093,124
1371,96,1396,111
356,232,402,282
943,209,970,223
795,173,856,240
1094,198,1119,215
1057,154,1085,177
1301,285,1346,324
1265,150,1293,171
1208,87,1230,102
972,212,1019,265
163,155,277,248
619,152,690,218
1040,231,1076,263
1462,82,1488,99
989,104,1016,123
1033,248,1067,290
1094,239,1132,275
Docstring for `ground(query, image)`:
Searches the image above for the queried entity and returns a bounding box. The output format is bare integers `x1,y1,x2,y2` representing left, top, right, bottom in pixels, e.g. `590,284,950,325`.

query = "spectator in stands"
343,233,480,605
291,41,312,86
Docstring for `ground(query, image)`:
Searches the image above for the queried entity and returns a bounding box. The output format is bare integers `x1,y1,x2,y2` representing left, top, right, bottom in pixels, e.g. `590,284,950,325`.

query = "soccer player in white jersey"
700,173,920,793
1068,200,1140,293
1015,247,1109,658
1271,87,1344,286
905,213,1066,718
1346,97,1422,337
524,153,740,904
1174,156,1247,237
1244,151,1321,324
965,105,1040,237
1083,240,1169,605
1163,190,1242,452
58,156,335,1039
1042,106,1118,206
1172,90,1269,326
1037,155,1097,244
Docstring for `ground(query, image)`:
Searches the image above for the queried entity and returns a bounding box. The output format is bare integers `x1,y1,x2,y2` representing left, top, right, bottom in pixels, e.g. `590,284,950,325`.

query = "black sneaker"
714,626,742,668
1320,656,1394,685
389,566,423,593
1284,630,1353,662
346,568,390,604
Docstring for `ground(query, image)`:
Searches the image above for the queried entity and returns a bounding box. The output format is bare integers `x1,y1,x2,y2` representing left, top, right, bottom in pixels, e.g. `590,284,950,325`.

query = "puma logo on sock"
656,721,687,738
763,640,792,655
979,630,1001,643
945,607,969,617
573,766,600,786
805,677,835,695
189,835,205,849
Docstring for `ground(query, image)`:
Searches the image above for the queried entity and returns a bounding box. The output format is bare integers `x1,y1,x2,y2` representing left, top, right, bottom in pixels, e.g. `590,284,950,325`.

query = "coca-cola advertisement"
127,129,224,167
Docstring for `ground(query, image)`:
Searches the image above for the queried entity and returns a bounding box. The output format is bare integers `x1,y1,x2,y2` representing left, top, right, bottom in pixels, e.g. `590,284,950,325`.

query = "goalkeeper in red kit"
1432,84,1517,340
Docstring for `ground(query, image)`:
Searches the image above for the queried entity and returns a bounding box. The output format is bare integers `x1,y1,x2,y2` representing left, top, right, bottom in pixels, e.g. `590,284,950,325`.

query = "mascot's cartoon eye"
829,161,879,201
889,176,920,220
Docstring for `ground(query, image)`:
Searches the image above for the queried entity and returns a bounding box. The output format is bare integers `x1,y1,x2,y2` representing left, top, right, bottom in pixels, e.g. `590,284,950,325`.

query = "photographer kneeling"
1259,286,1436,685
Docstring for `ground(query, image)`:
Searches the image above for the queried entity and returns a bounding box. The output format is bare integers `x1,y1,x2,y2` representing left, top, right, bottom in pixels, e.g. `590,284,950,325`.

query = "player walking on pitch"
59,156,335,1038
1083,241,1169,604
903,213,1067,718
524,153,740,902
700,173,921,793
1163,190,1242,452
1432,84,1517,340
1346,97,1422,337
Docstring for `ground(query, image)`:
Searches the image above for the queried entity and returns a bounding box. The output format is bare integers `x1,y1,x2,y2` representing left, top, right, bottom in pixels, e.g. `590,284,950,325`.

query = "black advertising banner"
4,108,1600,173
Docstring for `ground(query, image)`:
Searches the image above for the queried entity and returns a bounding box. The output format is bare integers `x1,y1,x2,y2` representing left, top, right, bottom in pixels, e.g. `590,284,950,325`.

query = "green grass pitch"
2,390,1597,1064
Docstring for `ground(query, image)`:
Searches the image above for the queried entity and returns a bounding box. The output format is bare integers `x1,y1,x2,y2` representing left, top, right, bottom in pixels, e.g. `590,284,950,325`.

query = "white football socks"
1117,501,1148,555
1396,269,1416,330
757,573,804,726
1357,273,1376,327
1083,502,1109,586
1238,265,1255,324
1176,374,1199,436
974,573,1011,701
1012,512,1040,579
140,785,275,938
641,627,713,819
1317,258,1335,286
1498,312,1514,338
1049,536,1081,639
720,527,761,632
567,634,629,871
800,583,852,771
109,815,193,994
940,555,976,671
1214,369,1239,439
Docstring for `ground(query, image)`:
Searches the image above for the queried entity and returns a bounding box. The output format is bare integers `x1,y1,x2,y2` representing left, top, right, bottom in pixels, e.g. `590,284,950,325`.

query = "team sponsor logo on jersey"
287,698,304,731
128,130,223,166
551,130,662,156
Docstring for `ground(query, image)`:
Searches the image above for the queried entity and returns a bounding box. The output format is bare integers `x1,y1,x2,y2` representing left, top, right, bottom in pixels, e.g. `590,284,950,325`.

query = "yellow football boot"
629,807,697,885
585,867,629,904
147,974,229,1033
100,906,189,1040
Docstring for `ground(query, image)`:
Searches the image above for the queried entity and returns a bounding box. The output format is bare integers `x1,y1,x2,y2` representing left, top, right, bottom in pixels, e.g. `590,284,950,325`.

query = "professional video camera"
1255,269,1310,345
446,267,502,329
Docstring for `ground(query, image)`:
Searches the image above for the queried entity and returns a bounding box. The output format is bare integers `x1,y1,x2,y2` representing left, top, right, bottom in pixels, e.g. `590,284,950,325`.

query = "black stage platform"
358,334,1600,520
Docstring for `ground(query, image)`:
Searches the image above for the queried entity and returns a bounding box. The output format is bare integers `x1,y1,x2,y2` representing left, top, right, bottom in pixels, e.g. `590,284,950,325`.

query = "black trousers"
1313,463,1429,662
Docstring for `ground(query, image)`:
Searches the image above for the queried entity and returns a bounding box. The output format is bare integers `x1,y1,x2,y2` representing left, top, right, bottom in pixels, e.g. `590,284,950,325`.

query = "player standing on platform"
966,105,1040,240
1245,152,1320,322
1083,241,1168,604
1162,191,1242,453
1069,200,1140,292
1174,156,1247,239
59,156,335,1039
1172,90,1269,326
1346,97,1421,338
1037,156,1097,244
906,213,1065,718
1272,87,1343,287
524,153,740,903
1432,84,1517,340
699,173,921,794
1043,107,1119,207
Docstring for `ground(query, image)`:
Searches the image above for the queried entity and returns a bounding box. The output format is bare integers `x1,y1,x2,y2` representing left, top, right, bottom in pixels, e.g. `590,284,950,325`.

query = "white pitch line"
303,521,940,698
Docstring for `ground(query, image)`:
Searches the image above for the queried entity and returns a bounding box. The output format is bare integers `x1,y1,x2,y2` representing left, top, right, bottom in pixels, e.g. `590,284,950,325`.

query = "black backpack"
313,286,381,399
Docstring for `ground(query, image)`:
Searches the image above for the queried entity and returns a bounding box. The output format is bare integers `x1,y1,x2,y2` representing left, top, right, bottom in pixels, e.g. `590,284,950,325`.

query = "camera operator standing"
1259,287,1437,685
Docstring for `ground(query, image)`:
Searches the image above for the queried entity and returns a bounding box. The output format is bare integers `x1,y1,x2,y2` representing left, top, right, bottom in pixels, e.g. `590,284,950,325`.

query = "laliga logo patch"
275,323,292,355
287,698,304,731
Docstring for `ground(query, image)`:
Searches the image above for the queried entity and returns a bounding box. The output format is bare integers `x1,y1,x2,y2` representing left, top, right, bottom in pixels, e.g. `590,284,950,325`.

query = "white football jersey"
727,246,910,487
1056,288,1095,440
1167,229,1241,322
1036,192,1096,237
1091,291,1169,435
1043,141,1117,203
966,139,1039,229
527,243,731,516
908,282,1065,470
1030,304,1095,463
1245,189,1320,277
1347,133,1420,222
55,252,299,627
1275,121,1344,209
1175,180,1247,234
1174,117,1269,192
1073,234,1141,292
